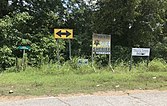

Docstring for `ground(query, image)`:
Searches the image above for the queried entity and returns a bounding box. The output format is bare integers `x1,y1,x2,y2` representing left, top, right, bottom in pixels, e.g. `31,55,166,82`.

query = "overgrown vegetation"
5,58,166,74
0,59,167,96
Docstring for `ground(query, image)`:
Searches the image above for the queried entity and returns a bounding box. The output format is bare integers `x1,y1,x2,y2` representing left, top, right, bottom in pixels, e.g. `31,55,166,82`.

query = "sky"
83,0,97,4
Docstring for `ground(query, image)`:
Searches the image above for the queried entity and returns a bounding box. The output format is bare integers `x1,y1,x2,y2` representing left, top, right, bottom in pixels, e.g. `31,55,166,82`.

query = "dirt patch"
0,96,38,102
92,90,161,96
57,89,162,97
0,90,166,101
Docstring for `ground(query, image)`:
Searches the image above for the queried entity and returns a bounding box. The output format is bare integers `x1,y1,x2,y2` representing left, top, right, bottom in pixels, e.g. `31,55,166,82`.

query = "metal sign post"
109,48,111,66
109,34,112,66
91,34,94,66
147,56,149,67
56,39,60,63
129,55,133,71
17,46,31,70
22,49,25,70
91,48,94,66
69,39,72,60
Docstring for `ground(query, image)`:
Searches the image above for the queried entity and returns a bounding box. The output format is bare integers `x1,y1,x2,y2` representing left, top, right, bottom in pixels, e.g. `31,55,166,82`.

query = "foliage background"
0,0,167,70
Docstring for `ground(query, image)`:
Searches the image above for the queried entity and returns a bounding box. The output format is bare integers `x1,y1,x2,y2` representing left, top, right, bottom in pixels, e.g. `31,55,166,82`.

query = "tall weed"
148,58,167,72
113,61,129,72
5,58,167,74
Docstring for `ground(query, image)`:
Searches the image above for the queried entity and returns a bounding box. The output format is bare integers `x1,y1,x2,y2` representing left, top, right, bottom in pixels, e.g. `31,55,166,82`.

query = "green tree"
0,12,32,69
93,0,166,47
0,0,8,17
0,0,66,68
92,0,167,61
63,0,93,57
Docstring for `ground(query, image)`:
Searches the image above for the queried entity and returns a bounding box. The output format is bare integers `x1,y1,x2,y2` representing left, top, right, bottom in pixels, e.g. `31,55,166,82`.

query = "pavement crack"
129,95,152,106
56,98,71,106
104,100,115,106
104,98,115,106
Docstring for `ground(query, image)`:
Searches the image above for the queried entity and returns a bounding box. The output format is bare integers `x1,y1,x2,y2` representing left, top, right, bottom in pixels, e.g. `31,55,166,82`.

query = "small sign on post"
17,46,31,70
132,48,150,57
78,59,89,66
130,48,150,71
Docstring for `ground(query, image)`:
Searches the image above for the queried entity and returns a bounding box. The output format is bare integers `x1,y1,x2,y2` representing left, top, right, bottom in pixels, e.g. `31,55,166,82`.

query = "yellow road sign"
54,29,73,39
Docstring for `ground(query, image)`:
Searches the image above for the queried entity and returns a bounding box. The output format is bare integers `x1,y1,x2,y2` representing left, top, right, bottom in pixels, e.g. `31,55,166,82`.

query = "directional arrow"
56,30,71,37
54,29,73,39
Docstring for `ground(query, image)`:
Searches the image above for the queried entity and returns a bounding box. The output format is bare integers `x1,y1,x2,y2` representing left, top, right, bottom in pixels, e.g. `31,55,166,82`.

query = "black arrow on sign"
56,30,71,37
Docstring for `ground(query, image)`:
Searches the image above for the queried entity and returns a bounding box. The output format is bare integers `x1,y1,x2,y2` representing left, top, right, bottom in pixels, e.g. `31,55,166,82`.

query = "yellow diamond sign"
54,29,73,39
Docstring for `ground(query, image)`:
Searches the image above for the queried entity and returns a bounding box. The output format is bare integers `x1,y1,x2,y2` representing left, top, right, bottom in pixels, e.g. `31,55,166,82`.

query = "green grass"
1,58,167,96
1,71,167,96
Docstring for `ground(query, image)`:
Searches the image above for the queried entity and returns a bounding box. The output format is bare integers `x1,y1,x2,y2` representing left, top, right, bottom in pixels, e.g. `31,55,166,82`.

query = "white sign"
132,48,150,56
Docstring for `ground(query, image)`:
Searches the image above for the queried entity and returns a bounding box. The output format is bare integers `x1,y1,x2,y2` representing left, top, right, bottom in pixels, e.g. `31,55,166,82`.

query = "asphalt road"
0,91,167,106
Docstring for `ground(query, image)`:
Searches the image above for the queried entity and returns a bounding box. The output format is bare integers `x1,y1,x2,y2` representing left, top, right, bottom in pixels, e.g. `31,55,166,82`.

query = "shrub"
148,58,167,72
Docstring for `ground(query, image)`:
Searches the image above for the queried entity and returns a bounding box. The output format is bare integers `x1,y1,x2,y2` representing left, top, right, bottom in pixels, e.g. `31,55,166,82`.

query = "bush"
39,62,73,75
38,57,96,75
148,58,167,72
0,46,15,70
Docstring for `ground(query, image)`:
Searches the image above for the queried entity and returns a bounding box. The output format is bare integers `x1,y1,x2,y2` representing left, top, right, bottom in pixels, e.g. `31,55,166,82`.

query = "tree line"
0,0,166,69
